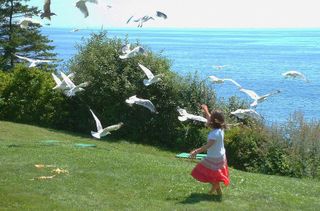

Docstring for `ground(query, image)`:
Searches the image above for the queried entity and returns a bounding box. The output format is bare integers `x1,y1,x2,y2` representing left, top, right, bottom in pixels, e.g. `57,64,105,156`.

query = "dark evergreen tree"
0,0,56,70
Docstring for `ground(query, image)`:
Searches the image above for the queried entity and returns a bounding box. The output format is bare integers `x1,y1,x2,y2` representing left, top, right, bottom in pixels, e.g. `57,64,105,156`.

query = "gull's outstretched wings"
41,0,56,20
89,109,103,132
239,88,259,100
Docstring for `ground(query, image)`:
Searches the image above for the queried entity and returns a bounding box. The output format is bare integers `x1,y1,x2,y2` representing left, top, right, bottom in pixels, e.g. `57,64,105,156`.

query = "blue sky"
29,0,320,28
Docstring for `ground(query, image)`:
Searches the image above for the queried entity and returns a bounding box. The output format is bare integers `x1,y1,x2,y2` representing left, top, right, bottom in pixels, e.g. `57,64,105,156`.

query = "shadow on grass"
179,193,222,204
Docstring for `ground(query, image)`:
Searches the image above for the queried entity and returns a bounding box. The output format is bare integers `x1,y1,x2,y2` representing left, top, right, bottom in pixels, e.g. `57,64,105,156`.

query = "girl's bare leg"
214,182,222,195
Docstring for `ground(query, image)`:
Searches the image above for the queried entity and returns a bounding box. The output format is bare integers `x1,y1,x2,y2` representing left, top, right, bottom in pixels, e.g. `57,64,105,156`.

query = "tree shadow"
179,192,222,204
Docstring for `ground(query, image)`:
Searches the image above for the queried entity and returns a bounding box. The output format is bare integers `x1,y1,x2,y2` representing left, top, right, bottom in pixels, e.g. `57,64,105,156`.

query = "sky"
29,0,320,28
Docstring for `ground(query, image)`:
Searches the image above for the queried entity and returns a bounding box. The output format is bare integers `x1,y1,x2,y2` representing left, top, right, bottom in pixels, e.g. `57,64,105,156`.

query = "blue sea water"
42,27,320,123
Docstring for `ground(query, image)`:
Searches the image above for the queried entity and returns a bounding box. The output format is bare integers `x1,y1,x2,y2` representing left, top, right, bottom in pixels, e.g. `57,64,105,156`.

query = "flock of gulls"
13,0,310,139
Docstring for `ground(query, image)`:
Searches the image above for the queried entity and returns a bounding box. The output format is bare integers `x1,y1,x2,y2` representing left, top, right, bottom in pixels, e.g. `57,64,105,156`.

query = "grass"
0,121,319,210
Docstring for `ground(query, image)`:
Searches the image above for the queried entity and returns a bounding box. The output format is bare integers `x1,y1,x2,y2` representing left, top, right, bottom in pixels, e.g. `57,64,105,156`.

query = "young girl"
190,104,230,196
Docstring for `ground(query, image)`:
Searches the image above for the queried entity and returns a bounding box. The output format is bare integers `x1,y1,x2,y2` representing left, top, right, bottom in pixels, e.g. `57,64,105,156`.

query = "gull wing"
225,79,242,88
189,114,208,123
51,73,61,85
177,107,188,116
239,88,259,100
14,54,34,63
76,1,89,18
126,15,134,24
138,63,154,79
156,11,167,19
89,109,103,132
60,72,76,88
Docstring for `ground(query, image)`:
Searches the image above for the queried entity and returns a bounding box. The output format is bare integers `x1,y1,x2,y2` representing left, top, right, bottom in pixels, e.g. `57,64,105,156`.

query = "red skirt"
191,155,230,186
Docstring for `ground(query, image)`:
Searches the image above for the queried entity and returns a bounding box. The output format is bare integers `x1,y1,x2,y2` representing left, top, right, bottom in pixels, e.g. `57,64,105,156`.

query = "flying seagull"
231,109,261,120
138,63,163,86
239,87,281,107
40,0,56,20
119,45,145,59
282,70,309,82
60,72,89,97
89,109,123,139
19,17,41,29
51,72,75,90
126,15,154,27
208,75,242,88
75,0,98,18
125,95,157,113
156,11,167,19
213,65,229,70
14,54,52,67
177,107,207,123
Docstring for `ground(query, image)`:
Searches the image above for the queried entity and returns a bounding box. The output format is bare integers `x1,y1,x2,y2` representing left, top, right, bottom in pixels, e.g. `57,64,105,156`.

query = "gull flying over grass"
119,45,145,59
239,87,280,107
76,0,98,18
51,72,75,90
208,75,242,88
19,17,41,29
138,63,163,86
282,70,309,82
231,109,261,120
125,95,157,113
14,54,52,67
61,72,89,97
40,0,56,20
90,109,123,139
177,107,207,123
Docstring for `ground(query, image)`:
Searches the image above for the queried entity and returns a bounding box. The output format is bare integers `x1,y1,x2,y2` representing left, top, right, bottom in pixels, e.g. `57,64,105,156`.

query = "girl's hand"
200,104,209,113
189,149,198,159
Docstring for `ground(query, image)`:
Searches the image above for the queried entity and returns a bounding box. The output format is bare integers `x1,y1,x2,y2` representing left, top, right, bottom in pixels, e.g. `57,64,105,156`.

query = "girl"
190,104,230,196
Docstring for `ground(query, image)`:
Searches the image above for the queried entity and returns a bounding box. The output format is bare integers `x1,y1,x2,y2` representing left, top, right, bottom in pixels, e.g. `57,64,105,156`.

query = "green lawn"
0,121,319,210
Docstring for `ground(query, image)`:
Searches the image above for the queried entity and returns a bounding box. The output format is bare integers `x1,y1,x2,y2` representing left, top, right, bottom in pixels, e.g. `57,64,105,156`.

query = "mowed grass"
0,121,319,210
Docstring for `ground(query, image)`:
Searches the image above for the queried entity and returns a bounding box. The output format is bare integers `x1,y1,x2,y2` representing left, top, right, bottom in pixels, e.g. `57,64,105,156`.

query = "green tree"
0,0,56,70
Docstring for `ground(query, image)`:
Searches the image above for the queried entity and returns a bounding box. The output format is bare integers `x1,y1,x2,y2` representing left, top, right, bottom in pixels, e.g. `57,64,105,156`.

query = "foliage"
225,112,320,179
0,0,56,70
0,65,72,128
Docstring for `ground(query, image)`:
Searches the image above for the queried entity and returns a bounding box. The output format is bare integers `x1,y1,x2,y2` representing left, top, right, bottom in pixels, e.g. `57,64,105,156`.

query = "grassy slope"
0,121,319,210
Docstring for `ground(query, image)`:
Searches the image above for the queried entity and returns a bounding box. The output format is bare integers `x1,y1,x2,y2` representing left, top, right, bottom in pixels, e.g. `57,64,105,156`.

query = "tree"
0,0,56,70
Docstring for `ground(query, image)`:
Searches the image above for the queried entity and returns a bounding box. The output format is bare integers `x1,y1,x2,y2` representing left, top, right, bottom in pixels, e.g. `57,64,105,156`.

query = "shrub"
0,65,76,130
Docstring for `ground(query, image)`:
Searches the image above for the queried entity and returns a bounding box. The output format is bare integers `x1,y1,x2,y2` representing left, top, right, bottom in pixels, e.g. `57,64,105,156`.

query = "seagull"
89,109,123,139
156,11,167,19
126,15,154,27
75,0,98,18
40,0,56,20
125,95,157,113
60,72,89,97
51,72,75,90
119,46,145,59
177,107,207,123
138,63,163,86
14,54,52,67
19,17,41,29
71,28,80,32
208,75,242,88
231,109,261,120
239,88,281,107
213,65,229,70
282,70,308,82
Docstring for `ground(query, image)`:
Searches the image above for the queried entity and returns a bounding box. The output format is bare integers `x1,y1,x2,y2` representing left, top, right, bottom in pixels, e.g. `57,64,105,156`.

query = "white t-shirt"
207,128,225,158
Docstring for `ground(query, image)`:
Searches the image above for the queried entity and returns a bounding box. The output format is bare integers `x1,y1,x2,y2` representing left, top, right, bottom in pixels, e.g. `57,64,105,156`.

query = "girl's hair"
208,110,227,129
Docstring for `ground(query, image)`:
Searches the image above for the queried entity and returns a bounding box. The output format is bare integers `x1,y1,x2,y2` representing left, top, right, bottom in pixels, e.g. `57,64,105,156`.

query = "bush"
0,65,80,130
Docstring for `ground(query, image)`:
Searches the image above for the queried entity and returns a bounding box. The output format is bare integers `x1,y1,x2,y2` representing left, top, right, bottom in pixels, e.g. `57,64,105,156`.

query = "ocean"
42,27,320,124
